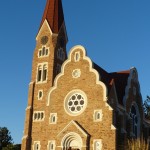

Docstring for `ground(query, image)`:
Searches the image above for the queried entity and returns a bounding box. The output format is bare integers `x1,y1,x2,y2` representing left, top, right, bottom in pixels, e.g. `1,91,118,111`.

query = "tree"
2,144,21,150
143,95,150,119
0,127,13,149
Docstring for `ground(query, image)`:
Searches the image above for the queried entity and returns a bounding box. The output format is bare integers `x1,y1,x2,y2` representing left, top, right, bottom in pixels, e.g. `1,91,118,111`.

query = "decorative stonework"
72,69,81,78
64,90,87,116
41,36,49,45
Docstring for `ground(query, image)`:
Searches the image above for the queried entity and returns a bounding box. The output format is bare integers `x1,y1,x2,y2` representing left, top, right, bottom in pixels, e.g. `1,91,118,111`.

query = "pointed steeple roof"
40,0,64,33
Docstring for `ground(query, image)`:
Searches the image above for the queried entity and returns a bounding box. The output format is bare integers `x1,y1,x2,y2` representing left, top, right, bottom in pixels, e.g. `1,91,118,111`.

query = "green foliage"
143,95,150,119
0,127,21,150
0,127,13,148
2,144,21,150
127,138,149,150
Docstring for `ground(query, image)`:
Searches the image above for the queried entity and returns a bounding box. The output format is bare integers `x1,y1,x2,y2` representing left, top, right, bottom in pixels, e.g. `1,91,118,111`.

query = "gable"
47,45,108,106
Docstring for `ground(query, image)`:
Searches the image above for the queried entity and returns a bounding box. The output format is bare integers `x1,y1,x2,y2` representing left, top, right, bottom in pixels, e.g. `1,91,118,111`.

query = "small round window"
64,90,87,116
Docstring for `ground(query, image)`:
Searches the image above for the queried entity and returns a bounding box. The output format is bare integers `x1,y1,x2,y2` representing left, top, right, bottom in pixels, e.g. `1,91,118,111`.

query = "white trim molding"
33,111,45,122
49,113,57,124
47,45,108,106
93,139,102,150
38,90,43,100
47,140,56,150
57,120,88,137
64,90,87,116
33,141,41,150
93,110,103,122
36,62,48,84
36,20,53,40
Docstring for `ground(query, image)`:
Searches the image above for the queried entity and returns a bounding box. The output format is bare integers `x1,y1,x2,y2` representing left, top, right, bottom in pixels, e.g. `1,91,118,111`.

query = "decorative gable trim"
36,20,53,40
47,45,108,106
57,120,89,137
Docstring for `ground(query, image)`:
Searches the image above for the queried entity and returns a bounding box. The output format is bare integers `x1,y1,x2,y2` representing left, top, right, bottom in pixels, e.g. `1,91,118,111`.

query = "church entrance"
62,132,82,150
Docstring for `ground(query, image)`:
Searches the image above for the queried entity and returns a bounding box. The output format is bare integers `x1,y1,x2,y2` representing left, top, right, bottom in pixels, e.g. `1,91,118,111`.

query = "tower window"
43,65,47,81
37,63,48,83
39,50,42,57
38,90,43,100
37,66,42,82
50,113,57,124
46,49,48,55
38,46,49,57
33,111,45,121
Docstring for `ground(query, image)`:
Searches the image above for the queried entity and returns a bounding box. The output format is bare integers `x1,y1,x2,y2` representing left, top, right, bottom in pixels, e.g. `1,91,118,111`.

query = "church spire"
40,0,64,33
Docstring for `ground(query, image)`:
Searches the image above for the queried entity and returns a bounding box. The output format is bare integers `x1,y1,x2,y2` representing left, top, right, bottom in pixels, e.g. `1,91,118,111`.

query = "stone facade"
22,0,150,150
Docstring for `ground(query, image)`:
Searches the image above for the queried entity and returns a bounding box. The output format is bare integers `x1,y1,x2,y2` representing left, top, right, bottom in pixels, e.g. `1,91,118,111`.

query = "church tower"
21,0,67,149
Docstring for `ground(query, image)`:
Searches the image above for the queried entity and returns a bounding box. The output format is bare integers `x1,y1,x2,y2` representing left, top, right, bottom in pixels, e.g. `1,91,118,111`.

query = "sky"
0,0,150,144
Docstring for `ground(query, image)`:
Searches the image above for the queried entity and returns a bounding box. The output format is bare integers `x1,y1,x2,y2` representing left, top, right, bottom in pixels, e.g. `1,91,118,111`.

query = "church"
21,0,150,149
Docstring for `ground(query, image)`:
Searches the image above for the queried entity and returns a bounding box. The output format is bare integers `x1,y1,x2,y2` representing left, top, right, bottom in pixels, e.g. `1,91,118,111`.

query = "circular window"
64,90,87,116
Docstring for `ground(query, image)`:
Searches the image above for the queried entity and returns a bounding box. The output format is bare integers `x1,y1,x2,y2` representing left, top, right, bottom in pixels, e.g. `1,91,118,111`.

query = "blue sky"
0,0,150,144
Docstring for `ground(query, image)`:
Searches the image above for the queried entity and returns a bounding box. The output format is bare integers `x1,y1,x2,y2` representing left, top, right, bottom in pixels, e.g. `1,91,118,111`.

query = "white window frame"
38,90,43,100
64,90,87,116
93,110,103,122
49,113,57,124
47,140,56,150
36,62,48,83
38,46,49,58
72,69,81,78
33,141,41,150
93,139,102,150
74,51,80,62
33,111,45,122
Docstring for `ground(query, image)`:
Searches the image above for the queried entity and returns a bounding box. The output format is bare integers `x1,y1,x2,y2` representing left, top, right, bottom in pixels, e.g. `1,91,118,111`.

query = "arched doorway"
61,132,82,150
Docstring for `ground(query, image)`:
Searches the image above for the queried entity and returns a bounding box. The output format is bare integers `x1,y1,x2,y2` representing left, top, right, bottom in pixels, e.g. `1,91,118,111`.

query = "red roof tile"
93,63,130,105
40,0,64,33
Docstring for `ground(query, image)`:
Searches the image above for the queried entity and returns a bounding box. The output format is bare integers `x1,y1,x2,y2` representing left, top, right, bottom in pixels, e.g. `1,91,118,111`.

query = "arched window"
50,113,57,124
33,111,45,121
37,63,48,83
38,90,43,100
43,65,47,81
97,112,101,119
94,140,102,150
48,141,55,150
37,65,42,82
129,104,139,138
34,141,40,150
38,46,49,57
74,52,80,62
94,110,103,122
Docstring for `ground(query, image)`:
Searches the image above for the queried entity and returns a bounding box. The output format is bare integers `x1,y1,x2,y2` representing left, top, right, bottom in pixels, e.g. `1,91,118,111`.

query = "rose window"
65,91,87,116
